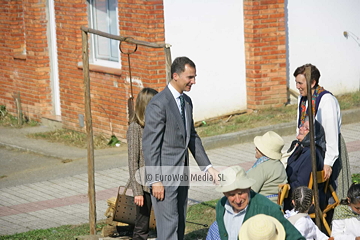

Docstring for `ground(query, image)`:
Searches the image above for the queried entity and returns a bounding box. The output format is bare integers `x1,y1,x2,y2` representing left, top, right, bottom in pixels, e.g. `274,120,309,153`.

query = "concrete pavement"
0,110,359,236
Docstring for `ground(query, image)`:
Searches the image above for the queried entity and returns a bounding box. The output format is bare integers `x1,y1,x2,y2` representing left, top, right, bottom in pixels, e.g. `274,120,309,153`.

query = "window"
88,0,120,68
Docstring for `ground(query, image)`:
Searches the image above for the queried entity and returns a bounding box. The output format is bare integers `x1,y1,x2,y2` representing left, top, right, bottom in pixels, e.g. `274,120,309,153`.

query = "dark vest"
297,90,332,127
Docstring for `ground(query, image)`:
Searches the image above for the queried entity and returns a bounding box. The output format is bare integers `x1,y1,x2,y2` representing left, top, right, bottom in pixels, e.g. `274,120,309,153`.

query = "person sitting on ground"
246,131,287,203
206,165,305,240
284,186,329,240
331,183,360,240
284,117,327,212
238,214,285,240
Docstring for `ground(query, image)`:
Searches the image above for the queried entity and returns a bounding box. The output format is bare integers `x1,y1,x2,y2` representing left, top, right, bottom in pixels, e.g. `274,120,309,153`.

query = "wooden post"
79,26,171,235
15,92,23,125
80,26,167,49
305,66,322,228
164,44,172,83
81,30,97,235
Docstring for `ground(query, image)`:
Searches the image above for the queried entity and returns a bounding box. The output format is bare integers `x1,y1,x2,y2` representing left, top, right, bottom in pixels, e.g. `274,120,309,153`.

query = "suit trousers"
151,185,188,240
132,192,153,240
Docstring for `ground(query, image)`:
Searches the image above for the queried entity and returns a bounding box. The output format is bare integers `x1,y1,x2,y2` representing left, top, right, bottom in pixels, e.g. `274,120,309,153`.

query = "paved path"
0,122,359,236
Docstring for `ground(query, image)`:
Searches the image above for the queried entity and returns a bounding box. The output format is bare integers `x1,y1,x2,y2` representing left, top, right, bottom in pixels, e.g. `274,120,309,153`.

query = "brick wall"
0,0,52,121
243,0,287,109
109,0,166,139
0,0,167,141
1,0,288,139
56,0,166,140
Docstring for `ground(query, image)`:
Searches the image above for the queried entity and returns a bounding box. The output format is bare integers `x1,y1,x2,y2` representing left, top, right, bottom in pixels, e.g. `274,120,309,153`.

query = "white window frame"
88,0,121,68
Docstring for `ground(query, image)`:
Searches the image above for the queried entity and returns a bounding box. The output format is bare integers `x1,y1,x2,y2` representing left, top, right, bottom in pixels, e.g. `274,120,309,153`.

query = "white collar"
225,199,248,215
168,82,182,99
284,209,299,219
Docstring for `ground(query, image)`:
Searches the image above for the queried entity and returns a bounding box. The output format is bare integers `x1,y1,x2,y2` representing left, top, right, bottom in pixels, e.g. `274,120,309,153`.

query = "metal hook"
119,39,138,55
119,40,138,98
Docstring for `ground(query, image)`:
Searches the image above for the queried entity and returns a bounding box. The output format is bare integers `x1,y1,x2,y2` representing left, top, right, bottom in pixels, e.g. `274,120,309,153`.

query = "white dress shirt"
168,83,186,126
224,200,247,240
332,206,360,240
285,209,328,240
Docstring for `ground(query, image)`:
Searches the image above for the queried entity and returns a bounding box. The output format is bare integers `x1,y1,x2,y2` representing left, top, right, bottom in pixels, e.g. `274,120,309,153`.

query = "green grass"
26,129,114,150
196,90,360,138
352,174,360,184
0,200,218,240
0,105,39,128
184,199,218,239
0,222,107,240
196,105,297,138
338,91,360,110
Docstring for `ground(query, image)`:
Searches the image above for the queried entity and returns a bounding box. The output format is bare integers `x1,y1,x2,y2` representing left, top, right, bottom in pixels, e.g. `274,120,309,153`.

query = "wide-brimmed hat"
254,131,284,159
215,165,256,193
238,214,285,240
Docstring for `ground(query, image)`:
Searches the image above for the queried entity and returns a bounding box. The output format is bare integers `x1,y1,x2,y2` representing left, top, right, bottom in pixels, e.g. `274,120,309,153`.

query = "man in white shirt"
143,56,218,240
206,165,305,240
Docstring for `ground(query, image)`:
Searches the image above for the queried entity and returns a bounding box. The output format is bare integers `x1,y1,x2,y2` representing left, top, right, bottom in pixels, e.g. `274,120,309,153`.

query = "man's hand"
134,195,144,207
207,167,220,185
323,165,332,181
151,182,165,201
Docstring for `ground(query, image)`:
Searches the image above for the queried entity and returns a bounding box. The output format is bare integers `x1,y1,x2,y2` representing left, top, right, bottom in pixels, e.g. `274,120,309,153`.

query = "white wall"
163,0,247,121
287,0,360,95
163,1,360,121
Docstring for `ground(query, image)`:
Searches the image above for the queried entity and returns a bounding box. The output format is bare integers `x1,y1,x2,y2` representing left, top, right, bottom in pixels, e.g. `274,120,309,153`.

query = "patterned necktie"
179,95,186,127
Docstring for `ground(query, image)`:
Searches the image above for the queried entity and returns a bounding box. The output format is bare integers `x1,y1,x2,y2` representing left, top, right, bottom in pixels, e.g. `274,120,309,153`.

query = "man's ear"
173,72,179,81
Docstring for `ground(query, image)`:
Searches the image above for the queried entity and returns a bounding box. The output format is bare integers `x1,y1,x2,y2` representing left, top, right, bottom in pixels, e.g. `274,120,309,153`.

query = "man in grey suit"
143,57,218,240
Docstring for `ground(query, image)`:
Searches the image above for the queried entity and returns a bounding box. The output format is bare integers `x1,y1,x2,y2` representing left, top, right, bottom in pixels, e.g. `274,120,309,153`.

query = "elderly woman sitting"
284,118,327,212
246,131,288,203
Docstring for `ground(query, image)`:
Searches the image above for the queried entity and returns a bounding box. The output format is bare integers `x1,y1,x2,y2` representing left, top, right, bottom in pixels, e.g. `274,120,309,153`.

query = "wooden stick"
164,46,172,83
305,66,322,228
81,30,97,235
81,26,169,49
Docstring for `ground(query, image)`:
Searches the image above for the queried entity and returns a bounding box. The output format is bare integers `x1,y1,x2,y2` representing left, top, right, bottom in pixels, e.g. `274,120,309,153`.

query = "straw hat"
254,131,284,159
215,165,256,193
238,214,285,240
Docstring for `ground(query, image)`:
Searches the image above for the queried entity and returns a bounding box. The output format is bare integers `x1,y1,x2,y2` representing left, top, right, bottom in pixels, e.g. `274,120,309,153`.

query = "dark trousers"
132,192,152,240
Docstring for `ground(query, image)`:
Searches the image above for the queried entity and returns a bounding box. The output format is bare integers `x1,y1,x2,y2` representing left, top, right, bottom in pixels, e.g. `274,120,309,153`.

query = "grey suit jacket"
142,86,211,188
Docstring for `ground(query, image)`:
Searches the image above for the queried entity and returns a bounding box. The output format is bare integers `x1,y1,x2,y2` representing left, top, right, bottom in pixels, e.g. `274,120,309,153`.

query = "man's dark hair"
171,57,196,79
293,63,321,86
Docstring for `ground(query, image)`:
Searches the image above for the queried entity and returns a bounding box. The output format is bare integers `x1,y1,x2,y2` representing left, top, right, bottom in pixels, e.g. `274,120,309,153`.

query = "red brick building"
0,0,286,141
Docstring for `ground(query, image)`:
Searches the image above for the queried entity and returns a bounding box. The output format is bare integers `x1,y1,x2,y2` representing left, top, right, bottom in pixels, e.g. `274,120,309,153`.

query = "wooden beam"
81,30,97,235
305,66,322,228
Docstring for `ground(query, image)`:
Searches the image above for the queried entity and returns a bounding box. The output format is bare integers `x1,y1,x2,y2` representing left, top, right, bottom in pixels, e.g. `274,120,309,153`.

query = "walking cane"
186,220,208,227
119,40,138,123
305,66,322,228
